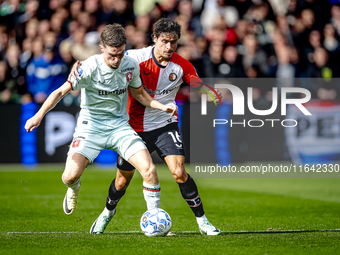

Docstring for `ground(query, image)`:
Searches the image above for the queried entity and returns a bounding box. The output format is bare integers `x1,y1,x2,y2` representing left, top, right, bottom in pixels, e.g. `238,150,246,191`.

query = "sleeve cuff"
129,84,142,89
67,80,73,90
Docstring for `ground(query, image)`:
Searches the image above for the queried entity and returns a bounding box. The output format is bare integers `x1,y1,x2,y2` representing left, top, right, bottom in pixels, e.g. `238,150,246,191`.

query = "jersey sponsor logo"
126,72,133,82
121,67,134,72
98,88,127,96
169,73,177,81
143,70,150,75
167,118,172,123
72,139,81,148
74,136,85,139
142,83,179,96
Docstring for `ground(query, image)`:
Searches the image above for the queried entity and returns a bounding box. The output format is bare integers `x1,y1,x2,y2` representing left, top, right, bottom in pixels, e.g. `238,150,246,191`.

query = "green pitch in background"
0,163,339,255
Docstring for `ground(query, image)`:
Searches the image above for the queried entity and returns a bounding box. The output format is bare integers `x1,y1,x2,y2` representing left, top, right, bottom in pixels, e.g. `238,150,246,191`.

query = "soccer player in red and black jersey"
71,18,221,235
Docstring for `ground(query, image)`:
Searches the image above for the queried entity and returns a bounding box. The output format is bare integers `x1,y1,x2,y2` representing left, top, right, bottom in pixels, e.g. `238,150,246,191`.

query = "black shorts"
116,123,185,171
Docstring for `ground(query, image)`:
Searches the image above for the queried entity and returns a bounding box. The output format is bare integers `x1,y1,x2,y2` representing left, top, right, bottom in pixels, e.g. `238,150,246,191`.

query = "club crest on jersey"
126,72,133,82
72,139,81,148
169,73,177,81
118,156,123,165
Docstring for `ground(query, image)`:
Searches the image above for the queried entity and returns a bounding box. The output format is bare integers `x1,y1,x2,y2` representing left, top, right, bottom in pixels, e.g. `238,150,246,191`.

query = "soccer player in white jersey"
25,24,178,225
71,19,221,235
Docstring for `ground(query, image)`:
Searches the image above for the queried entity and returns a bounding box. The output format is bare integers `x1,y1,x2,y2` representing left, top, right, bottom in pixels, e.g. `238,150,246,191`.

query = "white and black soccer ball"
140,208,172,237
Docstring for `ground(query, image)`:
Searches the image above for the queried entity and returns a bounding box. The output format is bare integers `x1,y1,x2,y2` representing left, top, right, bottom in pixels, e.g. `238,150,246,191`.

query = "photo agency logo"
200,84,312,128
197,82,223,106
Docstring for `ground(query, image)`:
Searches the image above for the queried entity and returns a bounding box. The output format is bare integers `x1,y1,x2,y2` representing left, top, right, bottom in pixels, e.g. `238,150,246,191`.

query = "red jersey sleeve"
172,53,202,89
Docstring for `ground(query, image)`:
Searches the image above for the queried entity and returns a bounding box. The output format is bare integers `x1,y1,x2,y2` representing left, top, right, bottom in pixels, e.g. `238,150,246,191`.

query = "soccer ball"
140,208,172,237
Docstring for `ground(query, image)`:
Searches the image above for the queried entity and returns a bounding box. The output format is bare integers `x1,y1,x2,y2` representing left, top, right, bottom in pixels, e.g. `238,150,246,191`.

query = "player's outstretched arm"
129,86,178,116
25,82,72,132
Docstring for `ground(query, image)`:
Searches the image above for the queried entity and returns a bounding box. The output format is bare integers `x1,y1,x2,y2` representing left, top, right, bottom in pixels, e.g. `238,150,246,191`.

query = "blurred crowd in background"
1,0,340,106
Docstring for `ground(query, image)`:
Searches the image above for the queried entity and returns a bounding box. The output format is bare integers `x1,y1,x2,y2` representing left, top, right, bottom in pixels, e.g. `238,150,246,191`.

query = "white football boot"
63,181,80,215
90,209,116,234
166,231,176,236
199,220,221,235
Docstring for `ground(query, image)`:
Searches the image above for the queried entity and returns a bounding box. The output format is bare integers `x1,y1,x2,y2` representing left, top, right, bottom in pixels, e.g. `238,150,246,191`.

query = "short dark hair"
152,18,181,39
100,24,126,47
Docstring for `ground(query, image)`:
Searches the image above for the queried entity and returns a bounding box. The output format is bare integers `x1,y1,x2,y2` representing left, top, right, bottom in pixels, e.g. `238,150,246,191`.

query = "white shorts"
68,115,146,163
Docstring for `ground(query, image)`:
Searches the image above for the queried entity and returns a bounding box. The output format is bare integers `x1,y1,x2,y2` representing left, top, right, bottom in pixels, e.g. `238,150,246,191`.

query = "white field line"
5,229,340,234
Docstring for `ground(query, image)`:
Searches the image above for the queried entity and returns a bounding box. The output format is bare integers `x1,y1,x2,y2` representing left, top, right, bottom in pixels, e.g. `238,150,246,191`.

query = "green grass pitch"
0,163,339,254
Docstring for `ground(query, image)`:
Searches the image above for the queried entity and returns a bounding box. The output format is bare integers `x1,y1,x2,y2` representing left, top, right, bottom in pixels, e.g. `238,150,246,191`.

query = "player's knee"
141,163,157,182
172,167,188,183
115,176,131,191
62,172,80,186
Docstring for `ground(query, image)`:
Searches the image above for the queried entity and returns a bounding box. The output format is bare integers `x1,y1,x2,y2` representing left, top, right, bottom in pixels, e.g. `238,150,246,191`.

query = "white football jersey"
70,53,141,121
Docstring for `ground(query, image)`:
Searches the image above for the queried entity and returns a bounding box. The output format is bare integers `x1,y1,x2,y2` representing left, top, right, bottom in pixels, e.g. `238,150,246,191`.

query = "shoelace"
67,190,78,208
200,220,217,231
94,215,112,231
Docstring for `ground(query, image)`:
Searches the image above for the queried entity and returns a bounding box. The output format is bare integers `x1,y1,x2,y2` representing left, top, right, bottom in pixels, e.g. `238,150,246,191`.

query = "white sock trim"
143,181,160,190
62,176,81,189
103,207,116,217
143,182,161,210
196,214,208,225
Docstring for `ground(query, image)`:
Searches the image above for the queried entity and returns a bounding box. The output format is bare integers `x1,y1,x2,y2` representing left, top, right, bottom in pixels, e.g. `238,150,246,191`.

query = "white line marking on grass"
222,229,340,234
6,229,340,234
7,232,80,234
6,231,141,234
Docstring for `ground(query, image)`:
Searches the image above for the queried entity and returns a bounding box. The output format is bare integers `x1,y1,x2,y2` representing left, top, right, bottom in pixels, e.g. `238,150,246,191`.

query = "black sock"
178,174,205,217
106,178,126,211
